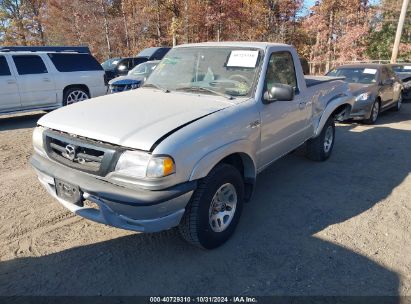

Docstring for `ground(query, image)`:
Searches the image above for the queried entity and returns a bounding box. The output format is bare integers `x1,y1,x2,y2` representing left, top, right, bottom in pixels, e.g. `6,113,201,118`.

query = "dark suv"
102,57,148,81
135,47,170,60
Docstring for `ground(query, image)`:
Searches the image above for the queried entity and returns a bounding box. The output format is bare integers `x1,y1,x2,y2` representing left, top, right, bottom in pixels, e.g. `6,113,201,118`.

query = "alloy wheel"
66,90,89,105
324,125,334,153
208,183,237,233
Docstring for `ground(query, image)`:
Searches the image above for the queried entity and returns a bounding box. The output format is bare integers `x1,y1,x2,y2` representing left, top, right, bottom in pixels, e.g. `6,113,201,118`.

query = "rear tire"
306,116,335,161
63,87,89,106
179,164,244,249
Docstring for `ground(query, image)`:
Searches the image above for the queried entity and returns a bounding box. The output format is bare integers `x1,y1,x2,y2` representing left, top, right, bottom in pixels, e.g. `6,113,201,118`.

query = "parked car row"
1,42,408,249
326,63,403,124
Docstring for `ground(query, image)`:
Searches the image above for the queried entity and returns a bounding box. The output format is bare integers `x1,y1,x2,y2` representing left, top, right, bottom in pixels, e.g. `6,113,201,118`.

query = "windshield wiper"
176,86,234,100
142,83,170,93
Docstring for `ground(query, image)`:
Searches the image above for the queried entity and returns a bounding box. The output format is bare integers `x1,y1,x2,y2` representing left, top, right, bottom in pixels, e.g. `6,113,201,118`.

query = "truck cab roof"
175,41,291,50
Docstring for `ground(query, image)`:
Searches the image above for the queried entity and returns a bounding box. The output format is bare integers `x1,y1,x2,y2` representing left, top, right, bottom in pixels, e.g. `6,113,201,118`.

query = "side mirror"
263,83,294,104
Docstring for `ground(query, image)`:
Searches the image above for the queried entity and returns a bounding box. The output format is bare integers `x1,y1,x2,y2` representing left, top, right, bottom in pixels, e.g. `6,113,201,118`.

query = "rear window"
0,56,11,76
48,53,103,72
13,55,48,75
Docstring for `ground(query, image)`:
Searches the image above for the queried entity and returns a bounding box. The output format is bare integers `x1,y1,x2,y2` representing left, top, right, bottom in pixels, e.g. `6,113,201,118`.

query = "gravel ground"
0,105,410,296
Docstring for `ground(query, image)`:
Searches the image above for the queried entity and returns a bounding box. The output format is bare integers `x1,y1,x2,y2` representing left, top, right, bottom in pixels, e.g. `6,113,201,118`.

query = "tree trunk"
325,8,335,72
184,0,189,43
121,0,130,50
172,16,177,46
100,0,112,58
13,0,27,45
156,0,162,43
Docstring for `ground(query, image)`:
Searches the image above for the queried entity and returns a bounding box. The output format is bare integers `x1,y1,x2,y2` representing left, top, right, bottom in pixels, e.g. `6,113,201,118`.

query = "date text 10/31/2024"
149,296,258,303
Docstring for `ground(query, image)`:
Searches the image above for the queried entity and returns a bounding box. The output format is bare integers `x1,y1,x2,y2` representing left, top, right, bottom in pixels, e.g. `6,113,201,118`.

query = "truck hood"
38,89,233,151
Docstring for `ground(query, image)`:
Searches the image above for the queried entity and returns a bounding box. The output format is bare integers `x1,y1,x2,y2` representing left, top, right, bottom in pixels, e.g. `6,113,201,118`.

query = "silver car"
108,60,159,93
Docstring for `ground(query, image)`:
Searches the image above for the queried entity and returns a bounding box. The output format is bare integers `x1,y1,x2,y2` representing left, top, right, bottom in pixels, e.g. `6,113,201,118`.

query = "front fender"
189,139,257,182
313,95,353,137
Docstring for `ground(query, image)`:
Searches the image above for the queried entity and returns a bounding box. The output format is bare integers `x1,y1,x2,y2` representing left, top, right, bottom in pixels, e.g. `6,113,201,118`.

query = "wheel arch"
189,142,257,202
63,84,90,101
313,95,353,137
217,153,256,201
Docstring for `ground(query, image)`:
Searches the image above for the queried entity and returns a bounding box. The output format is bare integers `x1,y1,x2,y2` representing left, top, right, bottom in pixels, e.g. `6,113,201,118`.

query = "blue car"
108,60,159,93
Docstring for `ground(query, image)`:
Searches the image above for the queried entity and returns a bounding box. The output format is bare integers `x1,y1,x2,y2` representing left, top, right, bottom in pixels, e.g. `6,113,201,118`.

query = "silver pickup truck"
31,42,353,249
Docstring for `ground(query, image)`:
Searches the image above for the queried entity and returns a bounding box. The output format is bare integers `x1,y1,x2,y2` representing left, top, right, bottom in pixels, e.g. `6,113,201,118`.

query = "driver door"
258,51,310,169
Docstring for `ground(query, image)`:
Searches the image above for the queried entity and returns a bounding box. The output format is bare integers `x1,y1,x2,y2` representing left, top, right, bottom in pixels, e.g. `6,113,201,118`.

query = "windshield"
392,65,411,73
144,47,263,97
101,57,121,70
327,67,378,84
129,62,158,76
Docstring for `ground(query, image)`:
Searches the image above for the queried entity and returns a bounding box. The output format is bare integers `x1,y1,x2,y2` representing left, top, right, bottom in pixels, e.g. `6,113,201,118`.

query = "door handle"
43,78,51,82
7,80,16,84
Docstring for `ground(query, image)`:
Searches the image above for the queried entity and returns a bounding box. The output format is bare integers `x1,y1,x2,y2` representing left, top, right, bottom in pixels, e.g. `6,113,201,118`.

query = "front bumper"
31,153,196,232
349,99,374,120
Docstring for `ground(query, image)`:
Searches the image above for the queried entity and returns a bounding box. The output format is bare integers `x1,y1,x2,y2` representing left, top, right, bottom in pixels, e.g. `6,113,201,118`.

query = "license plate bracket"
55,178,84,207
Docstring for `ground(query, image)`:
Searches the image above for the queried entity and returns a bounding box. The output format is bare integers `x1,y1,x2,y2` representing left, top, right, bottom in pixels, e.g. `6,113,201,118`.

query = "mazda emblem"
63,144,77,161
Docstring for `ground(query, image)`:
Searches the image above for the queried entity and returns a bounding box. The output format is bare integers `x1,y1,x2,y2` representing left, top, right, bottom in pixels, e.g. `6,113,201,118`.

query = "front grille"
110,83,139,93
44,130,122,176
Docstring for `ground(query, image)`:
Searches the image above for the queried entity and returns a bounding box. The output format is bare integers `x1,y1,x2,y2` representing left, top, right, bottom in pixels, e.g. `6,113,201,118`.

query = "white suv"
0,48,107,115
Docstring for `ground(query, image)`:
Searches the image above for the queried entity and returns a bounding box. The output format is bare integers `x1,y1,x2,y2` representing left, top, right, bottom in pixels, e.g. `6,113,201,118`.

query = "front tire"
306,116,335,161
179,164,244,249
393,93,402,112
364,100,380,124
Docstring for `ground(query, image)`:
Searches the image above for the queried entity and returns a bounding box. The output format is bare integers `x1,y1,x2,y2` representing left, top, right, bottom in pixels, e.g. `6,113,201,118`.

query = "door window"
48,53,102,72
380,67,388,83
133,58,147,67
265,51,297,92
125,59,135,70
386,67,396,79
0,56,11,76
13,55,48,75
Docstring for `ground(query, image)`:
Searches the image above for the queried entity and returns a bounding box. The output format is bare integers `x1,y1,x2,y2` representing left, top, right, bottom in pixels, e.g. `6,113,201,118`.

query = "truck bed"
305,76,345,87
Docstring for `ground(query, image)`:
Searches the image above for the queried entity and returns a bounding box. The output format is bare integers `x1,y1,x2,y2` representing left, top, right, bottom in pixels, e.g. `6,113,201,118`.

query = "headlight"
114,151,175,179
147,156,175,178
355,92,370,101
33,126,46,157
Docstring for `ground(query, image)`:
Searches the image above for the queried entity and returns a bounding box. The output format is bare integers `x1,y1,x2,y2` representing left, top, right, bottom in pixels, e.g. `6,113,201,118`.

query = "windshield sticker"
404,66,411,70
363,68,377,74
162,57,180,65
227,50,259,68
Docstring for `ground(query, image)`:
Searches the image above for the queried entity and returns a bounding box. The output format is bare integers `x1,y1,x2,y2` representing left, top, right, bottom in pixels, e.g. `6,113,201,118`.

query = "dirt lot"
0,105,410,296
